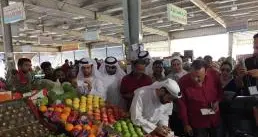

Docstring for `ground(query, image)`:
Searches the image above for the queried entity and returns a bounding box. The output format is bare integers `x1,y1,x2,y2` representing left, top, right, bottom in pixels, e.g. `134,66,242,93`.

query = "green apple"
128,123,134,128
115,123,121,127
121,121,127,126
123,131,131,137
131,133,138,137
125,119,131,123
122,126,128,131
137,132,144,137
115,127,122,132
135,127,142,133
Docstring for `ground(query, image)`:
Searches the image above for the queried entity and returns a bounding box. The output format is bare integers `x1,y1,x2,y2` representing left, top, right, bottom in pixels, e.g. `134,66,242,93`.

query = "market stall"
0,83,146,137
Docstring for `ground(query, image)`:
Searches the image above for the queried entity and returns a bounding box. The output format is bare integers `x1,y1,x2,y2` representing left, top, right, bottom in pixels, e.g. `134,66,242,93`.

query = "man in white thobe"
138,51,154,77
130,79,181,137
77,58,106,98
99,56,126,108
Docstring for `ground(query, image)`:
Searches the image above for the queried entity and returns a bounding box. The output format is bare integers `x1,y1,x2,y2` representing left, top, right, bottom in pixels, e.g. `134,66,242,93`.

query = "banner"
61,43,79,51
3,2,26,24
167,4,187,25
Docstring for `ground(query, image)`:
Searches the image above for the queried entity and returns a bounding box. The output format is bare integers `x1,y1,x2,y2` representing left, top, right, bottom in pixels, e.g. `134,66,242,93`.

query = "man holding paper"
177,60,223,137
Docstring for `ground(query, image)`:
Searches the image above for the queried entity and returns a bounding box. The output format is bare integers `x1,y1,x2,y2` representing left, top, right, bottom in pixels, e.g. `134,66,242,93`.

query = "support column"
228,32,233,57
168,36,171,55
123,0,142,60
73,51,76,62
88,45,92,58
0,0,15,71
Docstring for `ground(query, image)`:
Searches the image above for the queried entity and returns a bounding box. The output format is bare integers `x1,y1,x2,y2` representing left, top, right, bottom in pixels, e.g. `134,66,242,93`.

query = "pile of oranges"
65,123,97,137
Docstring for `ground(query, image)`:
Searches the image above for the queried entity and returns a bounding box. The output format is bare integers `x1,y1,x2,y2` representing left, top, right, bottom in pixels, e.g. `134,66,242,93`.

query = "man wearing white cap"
138,51,154,77
99,56,126,107
130,79,181,137
77,58,106,98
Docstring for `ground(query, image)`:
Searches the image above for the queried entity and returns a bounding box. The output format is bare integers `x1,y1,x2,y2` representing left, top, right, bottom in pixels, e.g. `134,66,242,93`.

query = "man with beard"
138,51,154,77
77,58,105,98
99,56,126,108
130,79,181,137
10,58,33,93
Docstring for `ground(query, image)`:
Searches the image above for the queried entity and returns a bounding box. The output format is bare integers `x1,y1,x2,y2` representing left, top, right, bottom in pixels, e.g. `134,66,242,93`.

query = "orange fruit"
60,113,69,121
39,105,47,113
83,125,91,131
74,125,83,131
63,111,70,116
63,107,71,113
65,123,74,131
48,107,54,111
88,134,96,137
55,107,63,113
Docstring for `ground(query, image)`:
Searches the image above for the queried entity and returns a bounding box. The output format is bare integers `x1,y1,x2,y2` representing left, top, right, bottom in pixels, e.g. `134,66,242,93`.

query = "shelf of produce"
38,95,145,137
0,99,56,137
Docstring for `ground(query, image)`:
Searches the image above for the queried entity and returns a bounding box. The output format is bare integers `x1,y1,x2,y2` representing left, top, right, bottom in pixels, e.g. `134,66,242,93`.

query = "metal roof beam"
17,0,168,37
189,0,227,28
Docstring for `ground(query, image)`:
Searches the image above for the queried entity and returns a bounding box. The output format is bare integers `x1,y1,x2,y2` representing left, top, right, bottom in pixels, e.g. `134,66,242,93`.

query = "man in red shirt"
120,59,152,110
177,60,222,137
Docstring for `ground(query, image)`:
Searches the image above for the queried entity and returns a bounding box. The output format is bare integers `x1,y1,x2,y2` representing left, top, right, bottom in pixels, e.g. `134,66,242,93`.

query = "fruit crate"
0,99,54,137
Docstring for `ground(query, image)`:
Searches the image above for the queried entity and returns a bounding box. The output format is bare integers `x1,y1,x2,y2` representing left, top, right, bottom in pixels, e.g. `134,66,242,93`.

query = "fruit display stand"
38,95,145,137
0,99,55,137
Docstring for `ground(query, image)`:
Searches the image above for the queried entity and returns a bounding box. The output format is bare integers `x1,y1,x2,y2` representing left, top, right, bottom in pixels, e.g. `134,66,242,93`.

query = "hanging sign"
21,45,32,52
83,30,99,41
167,4,187,25
3,2,26,24
38,36,53,45
227,20,248,32
61,43,79,51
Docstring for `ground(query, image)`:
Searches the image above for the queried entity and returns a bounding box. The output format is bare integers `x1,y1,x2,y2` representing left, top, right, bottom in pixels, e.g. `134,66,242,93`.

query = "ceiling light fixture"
169,27,184,32
151,0,159,2
72,16,86,20
230,12,249,17
200,24,215,28
157,18,164,23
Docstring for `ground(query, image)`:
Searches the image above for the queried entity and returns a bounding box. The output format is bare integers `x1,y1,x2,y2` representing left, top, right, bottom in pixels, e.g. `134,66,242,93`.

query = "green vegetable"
48,82,78,104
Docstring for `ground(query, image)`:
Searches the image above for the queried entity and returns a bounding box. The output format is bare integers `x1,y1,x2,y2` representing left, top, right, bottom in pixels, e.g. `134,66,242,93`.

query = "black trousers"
193,127,219,137
169,111,185,136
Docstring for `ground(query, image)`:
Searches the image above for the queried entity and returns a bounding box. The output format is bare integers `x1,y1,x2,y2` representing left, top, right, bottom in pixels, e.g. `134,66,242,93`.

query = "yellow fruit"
81,96,87,100
65,99,73,106
80,108,86,113
87,95,93,98
74,104,79,110
73,98,80,102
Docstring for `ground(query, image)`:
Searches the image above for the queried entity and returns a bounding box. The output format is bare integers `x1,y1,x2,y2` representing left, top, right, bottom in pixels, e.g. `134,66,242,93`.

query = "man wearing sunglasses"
130,79,181,137
99,56,126,109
